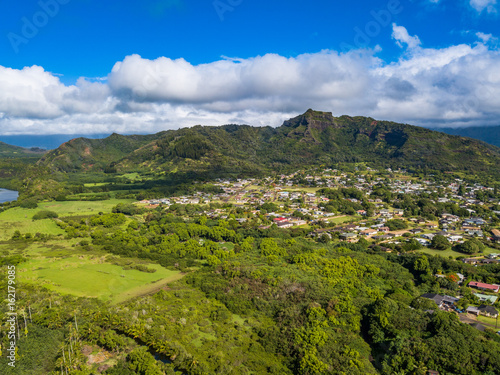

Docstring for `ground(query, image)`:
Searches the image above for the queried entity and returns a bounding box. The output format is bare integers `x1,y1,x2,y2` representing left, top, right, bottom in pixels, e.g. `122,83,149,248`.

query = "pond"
0,188,19,203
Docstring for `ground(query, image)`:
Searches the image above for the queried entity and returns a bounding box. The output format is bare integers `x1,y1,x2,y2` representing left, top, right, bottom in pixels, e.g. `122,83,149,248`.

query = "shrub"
32,210,59,220
386,219,408,231
19,199,38,209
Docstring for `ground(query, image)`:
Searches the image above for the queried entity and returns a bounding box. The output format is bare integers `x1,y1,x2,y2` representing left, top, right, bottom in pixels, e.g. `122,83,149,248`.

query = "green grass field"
83,182,109,187
416,246,498,259
19,255,183,304
328,215,357,224
477,315,499,329
283,187,320,193
0,199,134,240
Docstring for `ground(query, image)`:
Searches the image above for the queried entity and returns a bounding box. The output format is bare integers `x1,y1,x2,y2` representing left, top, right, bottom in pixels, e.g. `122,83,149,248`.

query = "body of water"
0,188,19,203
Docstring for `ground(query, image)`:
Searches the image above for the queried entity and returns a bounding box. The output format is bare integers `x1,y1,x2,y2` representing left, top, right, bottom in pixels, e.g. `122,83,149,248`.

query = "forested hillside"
38,110,500,178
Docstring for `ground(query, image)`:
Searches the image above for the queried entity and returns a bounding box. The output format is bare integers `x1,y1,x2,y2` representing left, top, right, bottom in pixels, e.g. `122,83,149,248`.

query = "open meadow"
1,198,185,304
0,199,134,240
18,256,183,304
415,246,499,259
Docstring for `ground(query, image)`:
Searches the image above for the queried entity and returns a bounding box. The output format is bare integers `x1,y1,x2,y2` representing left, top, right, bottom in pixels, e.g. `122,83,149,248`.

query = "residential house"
475,293,498,304
421,294,459,309
361,229,378,236
340,233,358,243
448,235,463,242
421,293,444,308
468,281,500,293
416,238,431,246
462,258,480,265
492,229,500,242
466,229,483,237
478,305,499,318
466,306,480,316
481,259,499,265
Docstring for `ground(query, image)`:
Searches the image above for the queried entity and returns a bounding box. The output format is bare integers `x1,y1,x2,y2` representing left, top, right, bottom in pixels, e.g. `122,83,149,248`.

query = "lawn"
416,246,499,259
18,255,183,304
328,215,357,224
0,199,133,240
218,242,235,251
83,182,109,187
283,187,320,194
477,315,499,329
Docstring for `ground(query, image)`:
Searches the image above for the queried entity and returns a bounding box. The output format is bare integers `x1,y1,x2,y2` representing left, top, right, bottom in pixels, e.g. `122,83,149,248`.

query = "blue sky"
0,0,499,134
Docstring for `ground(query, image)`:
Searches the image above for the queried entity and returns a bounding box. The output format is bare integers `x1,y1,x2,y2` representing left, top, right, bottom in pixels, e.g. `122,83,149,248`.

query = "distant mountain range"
36,110,500,178
0,134,111,150
431,126,500,148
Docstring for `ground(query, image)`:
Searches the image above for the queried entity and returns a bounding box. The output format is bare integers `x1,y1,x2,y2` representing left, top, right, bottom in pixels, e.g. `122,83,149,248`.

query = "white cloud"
469,0,497,13
1,41,500,134
391,24,422,49
475,31,499,45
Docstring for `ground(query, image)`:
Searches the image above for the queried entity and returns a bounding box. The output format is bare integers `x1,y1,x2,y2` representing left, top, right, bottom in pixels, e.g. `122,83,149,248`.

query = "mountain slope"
37,133,165,172
39,110,500,177
0,141,46,157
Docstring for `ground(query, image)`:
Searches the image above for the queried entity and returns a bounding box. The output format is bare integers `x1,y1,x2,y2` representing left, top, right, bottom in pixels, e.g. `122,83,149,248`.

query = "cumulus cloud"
1,39,500,134
469,0,497,13
391,24,422,49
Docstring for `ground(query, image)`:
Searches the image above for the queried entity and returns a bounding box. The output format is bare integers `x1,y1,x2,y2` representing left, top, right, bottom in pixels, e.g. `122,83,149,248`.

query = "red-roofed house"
273,217,287,223
468,281,499,293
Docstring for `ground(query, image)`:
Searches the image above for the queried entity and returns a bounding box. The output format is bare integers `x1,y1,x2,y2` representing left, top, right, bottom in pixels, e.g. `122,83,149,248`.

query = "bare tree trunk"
23,313,27,334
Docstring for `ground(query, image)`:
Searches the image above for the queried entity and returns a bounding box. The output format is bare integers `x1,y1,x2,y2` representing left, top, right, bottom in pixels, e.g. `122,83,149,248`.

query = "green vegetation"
431,234,451,250
38,110,500,180
1,110,500,374
19,256,182,303
32,210,58,220
454,238,485,254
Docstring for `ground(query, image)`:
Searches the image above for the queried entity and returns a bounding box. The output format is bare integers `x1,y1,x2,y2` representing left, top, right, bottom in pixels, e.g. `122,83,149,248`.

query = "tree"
386,219,408,231
431,235,450,250
454,239,484,254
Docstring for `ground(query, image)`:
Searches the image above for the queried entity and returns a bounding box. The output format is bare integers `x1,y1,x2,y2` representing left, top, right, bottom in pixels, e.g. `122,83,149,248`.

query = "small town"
135,168,500,336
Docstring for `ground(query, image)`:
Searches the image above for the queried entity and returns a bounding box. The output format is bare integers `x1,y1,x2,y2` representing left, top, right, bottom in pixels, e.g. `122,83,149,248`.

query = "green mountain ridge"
0,140,46,157
38,110,500,178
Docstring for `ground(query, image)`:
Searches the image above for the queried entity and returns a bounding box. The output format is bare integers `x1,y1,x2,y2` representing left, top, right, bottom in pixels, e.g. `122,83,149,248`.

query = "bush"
19,199,38,209
112,203,143,216
386,219,408,231
32,210,59,220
